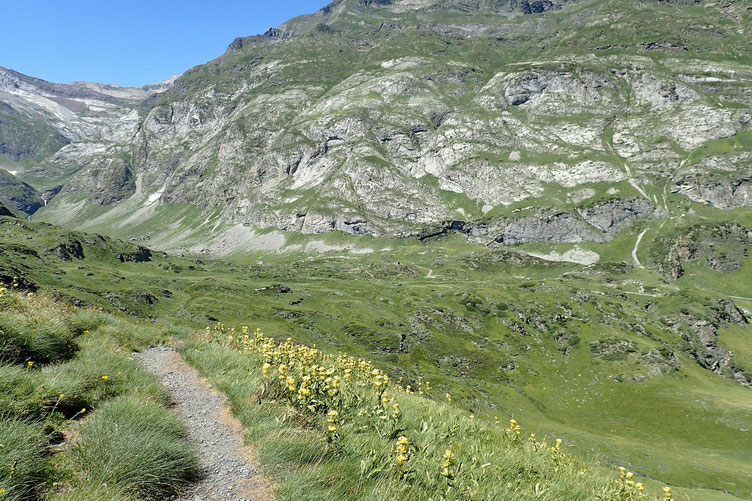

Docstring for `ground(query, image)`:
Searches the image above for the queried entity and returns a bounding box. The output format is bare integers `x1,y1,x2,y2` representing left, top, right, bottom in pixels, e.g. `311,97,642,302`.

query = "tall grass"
0,420,48,501
0,288,199,501
181,326,661,501
55,396,199,500
0,292,76,364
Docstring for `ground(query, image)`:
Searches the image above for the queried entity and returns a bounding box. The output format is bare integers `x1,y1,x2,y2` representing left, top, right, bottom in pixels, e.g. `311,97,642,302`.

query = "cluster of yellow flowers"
0,286,7,299
210,324,474,479
663,486,672,500
394,436,410,466
212,324,672,498
618,467,646,497
441,449,456,479
327,409,339,442
507,418,521,437
213,325,414,437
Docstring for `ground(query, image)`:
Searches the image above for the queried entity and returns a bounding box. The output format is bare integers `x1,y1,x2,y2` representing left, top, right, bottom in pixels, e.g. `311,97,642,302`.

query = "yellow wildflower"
326,409,339,439
395,435,409,465
441,449,456,478
101,375,109,381
442,449,455,468
509,419,521,435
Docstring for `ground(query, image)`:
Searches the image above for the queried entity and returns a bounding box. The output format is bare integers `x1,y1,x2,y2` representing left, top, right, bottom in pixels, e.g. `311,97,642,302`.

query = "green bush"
42,348,168,418
0,365,53,419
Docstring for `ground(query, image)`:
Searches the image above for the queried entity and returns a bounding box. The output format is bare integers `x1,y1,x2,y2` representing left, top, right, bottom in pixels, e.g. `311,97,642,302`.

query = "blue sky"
1,0,329,87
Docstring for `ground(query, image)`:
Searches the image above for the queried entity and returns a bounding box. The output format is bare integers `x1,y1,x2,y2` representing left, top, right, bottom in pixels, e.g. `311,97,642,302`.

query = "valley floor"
1,211,752,500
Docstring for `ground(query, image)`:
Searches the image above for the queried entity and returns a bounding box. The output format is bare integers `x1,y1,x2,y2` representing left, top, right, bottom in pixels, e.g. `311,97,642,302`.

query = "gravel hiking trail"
134,346,274,501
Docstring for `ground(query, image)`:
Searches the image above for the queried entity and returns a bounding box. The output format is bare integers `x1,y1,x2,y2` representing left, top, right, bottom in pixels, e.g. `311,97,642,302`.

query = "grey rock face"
4,0,752,250
676,300,750,387
579,198,655,233
461,198,656,245
673,173,752,209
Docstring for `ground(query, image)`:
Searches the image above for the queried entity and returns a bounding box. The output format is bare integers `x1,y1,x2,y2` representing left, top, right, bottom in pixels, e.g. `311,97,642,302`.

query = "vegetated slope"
1,213,751,499
0,65,175,193
0,275,663,501
0,168,44,215
180,325,655,500
20,0,751,253
0,286,198,500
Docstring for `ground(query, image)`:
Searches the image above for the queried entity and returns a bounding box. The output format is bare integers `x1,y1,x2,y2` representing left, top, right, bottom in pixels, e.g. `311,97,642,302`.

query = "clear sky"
1,0,330,87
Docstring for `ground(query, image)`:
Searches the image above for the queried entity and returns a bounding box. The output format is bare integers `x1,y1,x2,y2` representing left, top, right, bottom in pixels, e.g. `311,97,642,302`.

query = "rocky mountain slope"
1,0,751,252
0,66,175,197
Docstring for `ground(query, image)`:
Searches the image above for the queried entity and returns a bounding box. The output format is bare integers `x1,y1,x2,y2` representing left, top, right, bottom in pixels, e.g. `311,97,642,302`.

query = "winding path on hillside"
632,229,647,268
134,347,274,501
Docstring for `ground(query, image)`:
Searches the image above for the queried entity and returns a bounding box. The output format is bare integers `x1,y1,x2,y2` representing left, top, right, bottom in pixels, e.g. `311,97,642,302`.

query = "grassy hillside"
181,325,664,500
0,276,673,501
2,209,752,499
0,170,43,216
0,286,198,500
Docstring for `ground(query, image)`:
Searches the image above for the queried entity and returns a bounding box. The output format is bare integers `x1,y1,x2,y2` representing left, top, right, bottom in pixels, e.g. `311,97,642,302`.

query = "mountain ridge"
0,0,750,254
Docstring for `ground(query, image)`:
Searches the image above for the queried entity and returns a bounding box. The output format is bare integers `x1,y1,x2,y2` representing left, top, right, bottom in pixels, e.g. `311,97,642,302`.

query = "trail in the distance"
632,229,647,268
134,347,274,501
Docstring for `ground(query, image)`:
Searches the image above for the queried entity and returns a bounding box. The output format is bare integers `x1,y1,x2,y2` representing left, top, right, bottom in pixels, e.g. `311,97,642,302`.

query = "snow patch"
526,246,600,265
146,185,166,205
305,241,374,254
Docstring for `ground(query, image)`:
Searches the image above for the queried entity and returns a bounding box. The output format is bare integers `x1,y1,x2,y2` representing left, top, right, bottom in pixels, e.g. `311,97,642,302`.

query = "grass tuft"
58,395,199,500
0,419,48,501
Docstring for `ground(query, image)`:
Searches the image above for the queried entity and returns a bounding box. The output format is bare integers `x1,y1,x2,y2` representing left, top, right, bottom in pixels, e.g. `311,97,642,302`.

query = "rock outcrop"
1,0,751,251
